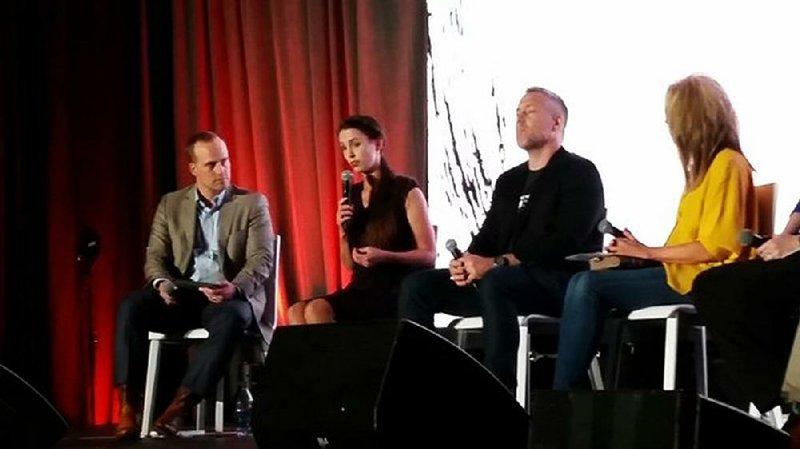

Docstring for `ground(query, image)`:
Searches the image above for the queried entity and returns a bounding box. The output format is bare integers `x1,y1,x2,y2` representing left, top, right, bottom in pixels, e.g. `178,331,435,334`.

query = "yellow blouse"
664,149,756,294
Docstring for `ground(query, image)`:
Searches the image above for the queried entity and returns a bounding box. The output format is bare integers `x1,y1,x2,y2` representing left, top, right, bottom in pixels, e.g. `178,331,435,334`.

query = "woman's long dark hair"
338,115,400,249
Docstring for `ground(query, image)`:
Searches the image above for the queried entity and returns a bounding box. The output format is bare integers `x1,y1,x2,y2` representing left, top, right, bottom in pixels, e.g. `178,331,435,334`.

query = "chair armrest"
627,304,696,321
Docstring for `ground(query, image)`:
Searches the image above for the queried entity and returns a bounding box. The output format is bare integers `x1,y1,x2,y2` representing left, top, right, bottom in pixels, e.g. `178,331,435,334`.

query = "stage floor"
55,426,259,449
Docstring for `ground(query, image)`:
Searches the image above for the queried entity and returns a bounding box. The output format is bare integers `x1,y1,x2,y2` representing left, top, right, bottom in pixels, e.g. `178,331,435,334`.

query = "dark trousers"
398,266,563,391
114,286,254,397
693,252,800,411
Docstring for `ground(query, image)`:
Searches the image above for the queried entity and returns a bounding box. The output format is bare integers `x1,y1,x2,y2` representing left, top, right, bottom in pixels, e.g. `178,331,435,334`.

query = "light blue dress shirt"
190,188,228,284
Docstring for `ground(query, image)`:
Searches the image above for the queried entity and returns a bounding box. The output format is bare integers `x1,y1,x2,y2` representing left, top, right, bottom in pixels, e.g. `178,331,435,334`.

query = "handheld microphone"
445,239,464,259
341,170,353,231
739,229,769,248
598,218,625,238
445,239,478,289
341,170,353,203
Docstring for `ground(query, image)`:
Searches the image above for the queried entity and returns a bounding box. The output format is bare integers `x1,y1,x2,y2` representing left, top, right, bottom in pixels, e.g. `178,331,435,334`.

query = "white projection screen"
427,0,800,266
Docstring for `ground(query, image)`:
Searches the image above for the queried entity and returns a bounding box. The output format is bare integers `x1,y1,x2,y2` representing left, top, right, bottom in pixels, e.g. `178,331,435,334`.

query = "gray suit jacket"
144,184,276,343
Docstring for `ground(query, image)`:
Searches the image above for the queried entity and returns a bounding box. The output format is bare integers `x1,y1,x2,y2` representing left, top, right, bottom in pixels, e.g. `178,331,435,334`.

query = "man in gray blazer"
113,131,275,439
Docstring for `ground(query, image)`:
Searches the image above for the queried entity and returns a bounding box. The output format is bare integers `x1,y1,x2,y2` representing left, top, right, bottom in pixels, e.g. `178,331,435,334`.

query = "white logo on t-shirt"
518,194,530,210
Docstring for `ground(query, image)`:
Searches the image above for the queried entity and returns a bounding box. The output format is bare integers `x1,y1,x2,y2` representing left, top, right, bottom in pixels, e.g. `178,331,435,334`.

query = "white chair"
624,304,707,394
140,329,225,437
436,313,604,409
140,234,281,438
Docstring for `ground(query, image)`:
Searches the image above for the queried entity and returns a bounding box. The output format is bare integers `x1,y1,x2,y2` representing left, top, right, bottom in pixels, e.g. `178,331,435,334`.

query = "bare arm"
380,187,436,266
782,212,800,235
352,188,436,268
640,241,714,264
336,198,354,270
609,230,715,264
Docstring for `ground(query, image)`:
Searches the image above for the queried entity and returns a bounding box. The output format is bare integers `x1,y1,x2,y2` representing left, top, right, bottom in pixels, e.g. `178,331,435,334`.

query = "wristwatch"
493,255,510,267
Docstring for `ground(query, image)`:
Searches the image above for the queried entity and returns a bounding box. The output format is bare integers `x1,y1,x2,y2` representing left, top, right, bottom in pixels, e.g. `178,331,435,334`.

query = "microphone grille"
597,218,611,234
341,170,353,181
445,239,457,252
738,229,754,246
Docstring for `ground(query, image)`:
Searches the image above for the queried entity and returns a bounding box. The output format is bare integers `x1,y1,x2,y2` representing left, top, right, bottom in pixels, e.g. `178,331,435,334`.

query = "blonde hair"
665,75,743,191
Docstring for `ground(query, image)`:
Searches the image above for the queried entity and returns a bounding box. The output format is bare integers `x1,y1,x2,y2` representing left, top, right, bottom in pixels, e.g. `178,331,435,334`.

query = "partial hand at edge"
758,234,800,261
157,280,177,305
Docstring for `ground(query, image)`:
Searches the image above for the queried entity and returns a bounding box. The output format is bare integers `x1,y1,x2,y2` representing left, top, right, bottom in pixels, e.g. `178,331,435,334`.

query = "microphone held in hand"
341,170,354,231
597,218,625,238
445,239,464,259
341,170,353,203
445,238,478,289
342,170,353,203
739,229,769,247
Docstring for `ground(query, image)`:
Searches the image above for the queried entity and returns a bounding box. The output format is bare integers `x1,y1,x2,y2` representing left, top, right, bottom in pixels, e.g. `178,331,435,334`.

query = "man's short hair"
525,87,568,127
184,131,221,161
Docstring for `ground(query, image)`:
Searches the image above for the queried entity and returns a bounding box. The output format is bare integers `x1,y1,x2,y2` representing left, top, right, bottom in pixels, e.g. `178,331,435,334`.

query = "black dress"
324,173,424,322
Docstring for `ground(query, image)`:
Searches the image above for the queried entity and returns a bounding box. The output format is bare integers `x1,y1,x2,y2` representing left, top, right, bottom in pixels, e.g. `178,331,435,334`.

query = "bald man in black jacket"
399,87,605,391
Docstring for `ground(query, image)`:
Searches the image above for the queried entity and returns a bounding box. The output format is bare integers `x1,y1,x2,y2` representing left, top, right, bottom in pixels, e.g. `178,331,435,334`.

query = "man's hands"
157,280,177,305
448,253,495,286
158,279,238,305
199,280,237,303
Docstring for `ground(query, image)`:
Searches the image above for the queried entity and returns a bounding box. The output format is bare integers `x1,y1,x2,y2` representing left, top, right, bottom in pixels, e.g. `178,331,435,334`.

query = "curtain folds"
171,0,427,318
0,0,425,426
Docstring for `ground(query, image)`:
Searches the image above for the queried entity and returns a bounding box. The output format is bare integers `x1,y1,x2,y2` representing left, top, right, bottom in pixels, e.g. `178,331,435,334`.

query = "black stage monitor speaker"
529,390,788,449
251,319,529,449
0,364,68,448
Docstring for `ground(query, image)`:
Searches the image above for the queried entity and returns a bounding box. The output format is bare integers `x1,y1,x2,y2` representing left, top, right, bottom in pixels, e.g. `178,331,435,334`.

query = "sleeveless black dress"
323,174,423,321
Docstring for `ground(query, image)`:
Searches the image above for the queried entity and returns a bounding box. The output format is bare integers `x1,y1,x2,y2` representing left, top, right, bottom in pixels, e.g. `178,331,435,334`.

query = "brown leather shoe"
114,385,141,441
152,386,200,438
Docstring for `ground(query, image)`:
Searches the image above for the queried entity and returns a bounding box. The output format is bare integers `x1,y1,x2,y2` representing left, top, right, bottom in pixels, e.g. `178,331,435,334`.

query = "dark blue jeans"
553,267,690,390
398,266,563,391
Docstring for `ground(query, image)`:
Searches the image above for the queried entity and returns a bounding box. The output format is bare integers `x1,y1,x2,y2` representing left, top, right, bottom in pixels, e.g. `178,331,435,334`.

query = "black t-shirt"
517,169,542,213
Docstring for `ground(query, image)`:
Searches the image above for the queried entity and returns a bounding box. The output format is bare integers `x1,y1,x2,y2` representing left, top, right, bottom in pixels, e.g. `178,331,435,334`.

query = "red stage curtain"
0,0,425,426
170,0,428,322
2,0,174,425
43,1,165,425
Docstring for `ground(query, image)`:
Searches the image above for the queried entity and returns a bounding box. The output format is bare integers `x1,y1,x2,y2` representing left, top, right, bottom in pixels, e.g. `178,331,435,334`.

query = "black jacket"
468,148,605,299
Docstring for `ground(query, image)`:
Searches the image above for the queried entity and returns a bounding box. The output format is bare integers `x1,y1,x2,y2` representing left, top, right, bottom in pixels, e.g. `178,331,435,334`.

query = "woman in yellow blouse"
553,74,755,389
